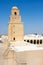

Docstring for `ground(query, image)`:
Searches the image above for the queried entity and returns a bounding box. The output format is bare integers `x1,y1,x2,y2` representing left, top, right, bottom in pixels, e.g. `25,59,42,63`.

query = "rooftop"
24,34,43,39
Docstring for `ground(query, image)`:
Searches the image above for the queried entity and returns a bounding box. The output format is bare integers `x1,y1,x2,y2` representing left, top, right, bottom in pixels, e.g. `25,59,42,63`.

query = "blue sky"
0,0,43,34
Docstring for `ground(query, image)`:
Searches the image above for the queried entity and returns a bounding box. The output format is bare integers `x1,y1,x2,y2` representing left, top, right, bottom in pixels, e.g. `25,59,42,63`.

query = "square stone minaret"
8,6,24,42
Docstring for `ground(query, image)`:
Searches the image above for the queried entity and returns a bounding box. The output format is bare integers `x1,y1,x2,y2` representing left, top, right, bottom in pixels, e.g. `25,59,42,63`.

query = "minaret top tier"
11,6,19,15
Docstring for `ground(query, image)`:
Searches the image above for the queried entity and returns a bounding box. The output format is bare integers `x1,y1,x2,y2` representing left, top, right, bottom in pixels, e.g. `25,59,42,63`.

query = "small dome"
12,6,18,9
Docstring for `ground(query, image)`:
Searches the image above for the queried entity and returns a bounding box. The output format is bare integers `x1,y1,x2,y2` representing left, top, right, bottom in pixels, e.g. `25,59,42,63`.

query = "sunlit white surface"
10,41,43,52
24,34,43,40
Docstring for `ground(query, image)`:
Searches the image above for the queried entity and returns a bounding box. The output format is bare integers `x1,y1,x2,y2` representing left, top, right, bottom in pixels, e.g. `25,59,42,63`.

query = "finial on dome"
12,6,18,9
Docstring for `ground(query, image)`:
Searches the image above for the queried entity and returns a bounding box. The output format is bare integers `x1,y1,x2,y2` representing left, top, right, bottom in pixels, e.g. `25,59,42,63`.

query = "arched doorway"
34,40,36,44
30,40,33,43
27,40,29,42
37,40,39,44
24,40,26,42
13,37,15,40
40,40,42,44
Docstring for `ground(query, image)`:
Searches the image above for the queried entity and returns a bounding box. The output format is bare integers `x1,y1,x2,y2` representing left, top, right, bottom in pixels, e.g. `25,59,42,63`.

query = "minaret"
8,6,24,42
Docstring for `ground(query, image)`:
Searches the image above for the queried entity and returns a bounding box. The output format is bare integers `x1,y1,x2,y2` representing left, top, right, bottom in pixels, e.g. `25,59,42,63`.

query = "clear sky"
0,0,43,35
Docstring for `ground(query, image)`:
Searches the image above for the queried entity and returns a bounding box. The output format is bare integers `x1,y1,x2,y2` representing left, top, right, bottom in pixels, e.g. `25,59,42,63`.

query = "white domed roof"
12,6,18,9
